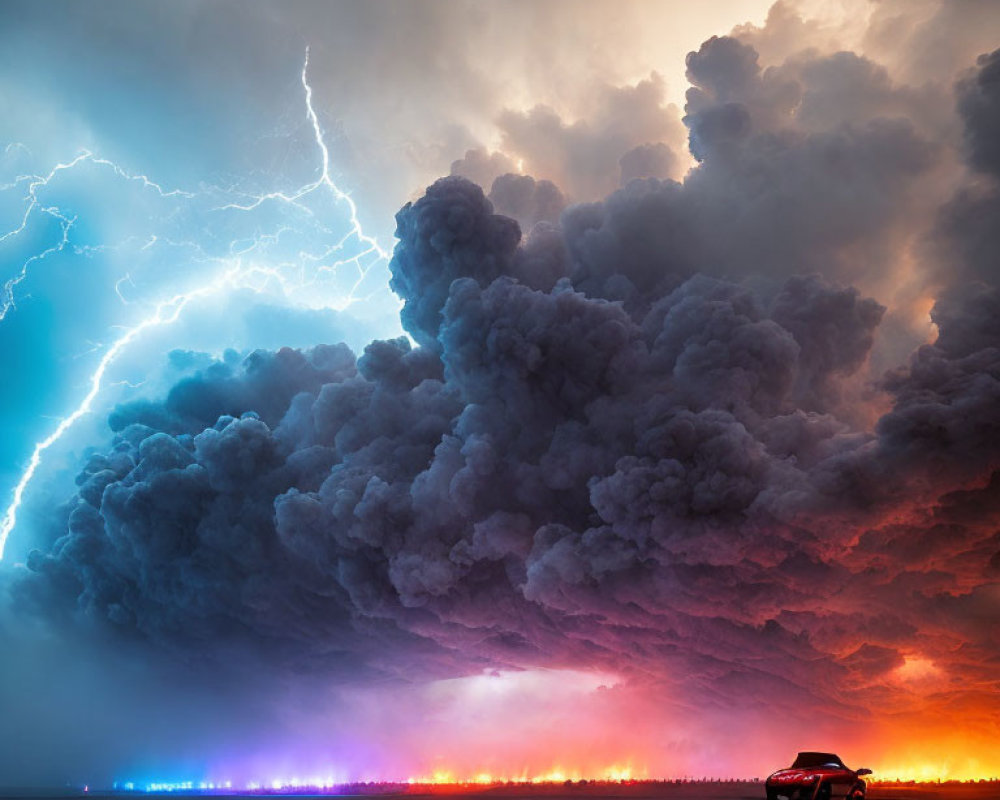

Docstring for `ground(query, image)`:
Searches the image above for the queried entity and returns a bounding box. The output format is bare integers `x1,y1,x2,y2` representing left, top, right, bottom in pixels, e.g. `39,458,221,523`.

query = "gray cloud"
495,73,687,201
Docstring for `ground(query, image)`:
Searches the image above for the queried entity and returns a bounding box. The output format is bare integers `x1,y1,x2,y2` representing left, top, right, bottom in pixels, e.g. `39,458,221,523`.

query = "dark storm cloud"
619,143,677,186
15,167,979,710
684,36,942,283
875,283,1000,485
487,173,566,232
10,6,1000,774
923,48,1000,290
542,32,945,325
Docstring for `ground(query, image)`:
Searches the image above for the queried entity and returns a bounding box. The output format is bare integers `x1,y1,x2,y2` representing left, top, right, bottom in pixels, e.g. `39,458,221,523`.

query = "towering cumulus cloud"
6,0,1000,785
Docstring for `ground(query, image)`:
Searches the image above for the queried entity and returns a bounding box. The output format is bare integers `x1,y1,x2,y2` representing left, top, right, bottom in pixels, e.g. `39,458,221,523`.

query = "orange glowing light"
893,655,942,683
603,766,635,781
911,293,939,343
404,764,646,786
871,761,991,783
913,293,935,320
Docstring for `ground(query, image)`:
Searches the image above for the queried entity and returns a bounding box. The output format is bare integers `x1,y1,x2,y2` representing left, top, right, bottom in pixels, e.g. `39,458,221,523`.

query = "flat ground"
3,782,998,800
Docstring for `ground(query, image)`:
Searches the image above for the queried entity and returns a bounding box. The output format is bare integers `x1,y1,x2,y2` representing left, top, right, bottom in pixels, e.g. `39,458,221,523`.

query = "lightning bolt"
0,47,390,559
0,150,197,322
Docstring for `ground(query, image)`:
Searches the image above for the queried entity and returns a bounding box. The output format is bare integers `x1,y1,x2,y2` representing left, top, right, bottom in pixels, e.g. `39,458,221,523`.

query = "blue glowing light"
0,48,398,560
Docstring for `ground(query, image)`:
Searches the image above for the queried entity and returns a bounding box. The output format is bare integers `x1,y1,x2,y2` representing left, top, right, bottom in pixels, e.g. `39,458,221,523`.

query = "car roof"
791,752,846,768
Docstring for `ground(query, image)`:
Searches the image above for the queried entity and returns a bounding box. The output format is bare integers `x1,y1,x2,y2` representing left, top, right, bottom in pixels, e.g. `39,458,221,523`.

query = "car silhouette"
765,752,872,800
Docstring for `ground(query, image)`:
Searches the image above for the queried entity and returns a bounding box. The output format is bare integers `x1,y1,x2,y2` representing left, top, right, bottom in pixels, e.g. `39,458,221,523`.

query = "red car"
766,752,872,800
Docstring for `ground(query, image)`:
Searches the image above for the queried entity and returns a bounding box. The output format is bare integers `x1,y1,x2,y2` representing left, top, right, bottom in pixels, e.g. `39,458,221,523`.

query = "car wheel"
814,781,831,800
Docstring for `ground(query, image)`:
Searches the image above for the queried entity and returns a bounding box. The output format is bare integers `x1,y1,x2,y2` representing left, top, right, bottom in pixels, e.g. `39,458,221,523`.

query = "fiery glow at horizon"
96,665,1000,789
117,767,1000,794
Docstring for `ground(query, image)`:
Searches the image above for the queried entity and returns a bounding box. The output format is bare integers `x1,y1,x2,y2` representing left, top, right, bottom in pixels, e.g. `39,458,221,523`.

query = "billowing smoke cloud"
4,0,1000,786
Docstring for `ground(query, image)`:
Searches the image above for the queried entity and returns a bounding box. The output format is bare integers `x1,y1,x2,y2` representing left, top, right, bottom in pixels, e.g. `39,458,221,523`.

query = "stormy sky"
2,0,1000,789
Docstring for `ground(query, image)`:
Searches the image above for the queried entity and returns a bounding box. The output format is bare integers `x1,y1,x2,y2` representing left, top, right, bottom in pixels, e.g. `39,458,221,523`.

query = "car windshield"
792,753,847,769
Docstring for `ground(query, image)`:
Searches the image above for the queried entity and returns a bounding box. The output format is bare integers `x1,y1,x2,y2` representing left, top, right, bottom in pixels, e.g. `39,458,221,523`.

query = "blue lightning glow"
0,149,198,322
0,47,394,560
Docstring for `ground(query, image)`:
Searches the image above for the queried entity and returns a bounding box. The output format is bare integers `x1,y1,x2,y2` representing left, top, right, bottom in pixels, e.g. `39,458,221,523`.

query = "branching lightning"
0,47,390,559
